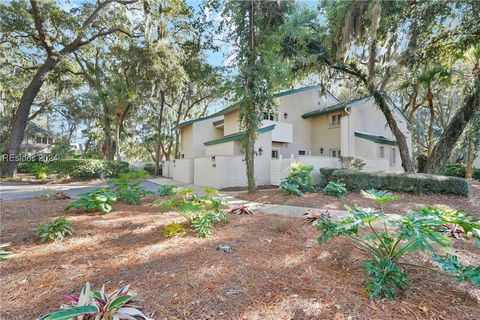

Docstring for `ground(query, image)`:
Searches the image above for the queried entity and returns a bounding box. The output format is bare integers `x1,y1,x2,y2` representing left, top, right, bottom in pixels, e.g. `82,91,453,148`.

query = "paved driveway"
0,181,160,201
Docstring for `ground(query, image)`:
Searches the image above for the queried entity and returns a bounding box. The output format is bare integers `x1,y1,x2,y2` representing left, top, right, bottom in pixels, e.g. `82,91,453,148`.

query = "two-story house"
166,84,411,189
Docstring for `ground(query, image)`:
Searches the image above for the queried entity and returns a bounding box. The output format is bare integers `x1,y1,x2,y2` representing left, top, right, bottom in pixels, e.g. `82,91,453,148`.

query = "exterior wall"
206,141,237,156
172,159,194,183
162,161,174,178
297,156,341,184
474,151,480,168
224,109,241,135
179,116,223,158
270,158,294,185
310,114,342,156
354,137,402,172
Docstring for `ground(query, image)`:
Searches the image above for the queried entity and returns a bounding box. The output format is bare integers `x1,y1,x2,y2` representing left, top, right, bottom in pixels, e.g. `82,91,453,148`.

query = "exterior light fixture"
320,148,324,155
258,147,263,156
284,112,288,119
211,156,216,161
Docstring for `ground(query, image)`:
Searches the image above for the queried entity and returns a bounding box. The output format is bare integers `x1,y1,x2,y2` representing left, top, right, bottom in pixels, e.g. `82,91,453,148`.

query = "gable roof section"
212,119,224,126
204,125,276,146
177,84,340,129
354,131,398,145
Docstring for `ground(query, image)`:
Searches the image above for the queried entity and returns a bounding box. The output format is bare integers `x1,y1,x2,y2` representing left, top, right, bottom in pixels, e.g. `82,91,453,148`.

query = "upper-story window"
42,137,48,144
48,138,53,144
36,136,42,144
262,111,279,121
329,113,342,127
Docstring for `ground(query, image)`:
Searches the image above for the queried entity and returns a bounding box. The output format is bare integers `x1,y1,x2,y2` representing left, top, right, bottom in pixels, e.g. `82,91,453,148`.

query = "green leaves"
434,255,480,287
64,189,117,214
363,258,411,300
112,179,152,205
323,181,347,198
33,217,73,243
0,243,14,261
157,184,179,196
280,162,315,196
361,189,400,203
37,306,99,320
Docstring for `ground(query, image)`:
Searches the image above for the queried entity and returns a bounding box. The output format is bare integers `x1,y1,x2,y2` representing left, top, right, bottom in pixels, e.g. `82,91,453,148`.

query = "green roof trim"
354,131,398,146
301,104,345,119
204,125,276,146
213,119,224,126
177,84,340,128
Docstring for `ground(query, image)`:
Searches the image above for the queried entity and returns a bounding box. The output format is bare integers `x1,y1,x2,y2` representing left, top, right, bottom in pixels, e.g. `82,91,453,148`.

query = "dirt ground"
235,182,480,218
1,198,479,319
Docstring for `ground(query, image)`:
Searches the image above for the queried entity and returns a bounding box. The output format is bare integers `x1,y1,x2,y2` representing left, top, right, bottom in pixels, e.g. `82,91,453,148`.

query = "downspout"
344,106,351,156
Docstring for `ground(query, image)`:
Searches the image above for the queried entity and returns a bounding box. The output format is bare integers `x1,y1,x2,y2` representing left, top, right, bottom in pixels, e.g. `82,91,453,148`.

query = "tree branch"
30,0,53,56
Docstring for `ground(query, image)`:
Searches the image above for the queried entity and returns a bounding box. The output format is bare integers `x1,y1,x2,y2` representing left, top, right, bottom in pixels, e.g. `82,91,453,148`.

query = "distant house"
20,123,56,154
164,84,411,189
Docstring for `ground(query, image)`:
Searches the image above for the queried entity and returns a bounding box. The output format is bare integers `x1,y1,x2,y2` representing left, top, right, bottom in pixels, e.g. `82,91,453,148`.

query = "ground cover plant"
37,282,151,320
112,179,152,205
65,188,117,214
0,243,14,261
33,216,73,243
162,223,186,237
323,181,347,198
153,187,228,237
279,162,315,196
157,184,179,196
312,189,480,300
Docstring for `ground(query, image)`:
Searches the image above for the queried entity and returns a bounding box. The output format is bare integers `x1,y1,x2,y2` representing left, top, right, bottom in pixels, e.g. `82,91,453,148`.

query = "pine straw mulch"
1,198,479,319
234,182,480,218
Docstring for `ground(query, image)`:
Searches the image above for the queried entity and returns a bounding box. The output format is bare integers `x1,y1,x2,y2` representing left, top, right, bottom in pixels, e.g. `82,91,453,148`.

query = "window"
298,150,306,156
262,111,279,121
272,150,279,159
36,136,42,144
379,146,385,158
42,137,48,144
330,148,341,158
330,113,342,127
390,147,397,165
48,138,53,144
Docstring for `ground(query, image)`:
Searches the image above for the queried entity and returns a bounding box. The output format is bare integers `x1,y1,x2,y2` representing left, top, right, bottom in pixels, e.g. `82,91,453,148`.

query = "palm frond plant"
37,282,152,320
313,189,480,300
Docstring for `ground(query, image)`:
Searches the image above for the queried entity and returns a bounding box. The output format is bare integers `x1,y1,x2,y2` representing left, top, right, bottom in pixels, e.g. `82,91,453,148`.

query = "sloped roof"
354,131,398,145
204,125,276,146
177,84,340,129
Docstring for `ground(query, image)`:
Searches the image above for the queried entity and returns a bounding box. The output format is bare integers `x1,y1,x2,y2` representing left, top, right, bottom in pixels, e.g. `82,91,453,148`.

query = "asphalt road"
0,181,160,201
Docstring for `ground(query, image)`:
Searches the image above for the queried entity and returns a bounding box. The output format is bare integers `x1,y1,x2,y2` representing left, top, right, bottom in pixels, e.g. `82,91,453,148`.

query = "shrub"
33,217,73,243
162,223,186,237
47,159,130,179
37,282,151,320
152,188,227,238
330,169,470,196
323,181,347,197
319,167,338,186
143,163,156,175
280,162,315,196
35,189,59,201
416,153,428,173
157,184,179,196
444,163,480,180
65,188,117,213
339,156,366,170
118,169,150,180
112,179,152,205
313,189,480,300
32,164,49,180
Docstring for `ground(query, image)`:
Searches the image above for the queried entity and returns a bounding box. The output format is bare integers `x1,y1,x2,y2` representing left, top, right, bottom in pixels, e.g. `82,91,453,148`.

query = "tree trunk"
370,89,415,172
1,57,58,177
245,0,257,193
426,64,480,174
466,140,474,179
427,87,435,155
154,91,165,176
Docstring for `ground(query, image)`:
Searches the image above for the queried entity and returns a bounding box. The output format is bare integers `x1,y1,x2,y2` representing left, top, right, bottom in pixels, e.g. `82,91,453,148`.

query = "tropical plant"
118,170,150,180
162,223,186,237
313,190,480,300
37,282,152,320
152,188,228,238
33,217,73,243
157,184,179,196
65,189,117,214
323,181,347,197
112,179,152,205
279,162,315,196
0,243,14,261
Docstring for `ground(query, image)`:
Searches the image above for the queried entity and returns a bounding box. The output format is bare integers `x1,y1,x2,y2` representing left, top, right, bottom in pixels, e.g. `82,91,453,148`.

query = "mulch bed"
235,182,480,218
1,199,479,319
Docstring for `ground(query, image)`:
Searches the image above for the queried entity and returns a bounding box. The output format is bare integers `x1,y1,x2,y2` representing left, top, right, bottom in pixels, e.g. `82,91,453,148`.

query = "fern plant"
65,189,117,213
34,217,73,243
323,181,347,197
37,282,152,320
314,189,480,300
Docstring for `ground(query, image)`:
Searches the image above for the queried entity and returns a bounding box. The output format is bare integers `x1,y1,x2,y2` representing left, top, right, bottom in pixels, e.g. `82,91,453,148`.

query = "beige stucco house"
164,84,411,189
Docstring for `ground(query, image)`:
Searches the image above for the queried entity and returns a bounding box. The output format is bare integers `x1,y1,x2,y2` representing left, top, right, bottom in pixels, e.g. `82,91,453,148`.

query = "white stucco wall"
310,113,342,156
172,159,194,184
179,115,223,158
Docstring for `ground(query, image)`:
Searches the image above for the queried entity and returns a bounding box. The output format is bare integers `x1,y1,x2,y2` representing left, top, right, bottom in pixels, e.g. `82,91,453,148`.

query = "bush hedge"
319,167,339,186
46,159,130,178
444,163,480,180
322,168,469,196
